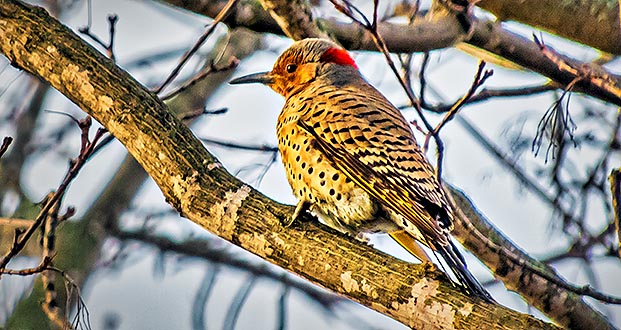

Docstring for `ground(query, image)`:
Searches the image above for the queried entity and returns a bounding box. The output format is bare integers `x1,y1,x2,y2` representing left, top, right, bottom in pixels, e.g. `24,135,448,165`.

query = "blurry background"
0,0,620,329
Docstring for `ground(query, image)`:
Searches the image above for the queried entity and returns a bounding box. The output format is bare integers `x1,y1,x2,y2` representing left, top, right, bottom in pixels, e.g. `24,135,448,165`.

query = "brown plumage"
230,38,493,302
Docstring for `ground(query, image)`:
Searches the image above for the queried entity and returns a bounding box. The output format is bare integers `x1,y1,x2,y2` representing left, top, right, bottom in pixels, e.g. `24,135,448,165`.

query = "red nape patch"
320,47,358,68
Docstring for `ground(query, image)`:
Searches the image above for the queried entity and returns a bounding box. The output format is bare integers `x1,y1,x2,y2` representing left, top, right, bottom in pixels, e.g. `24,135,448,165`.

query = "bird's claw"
282,200,311,227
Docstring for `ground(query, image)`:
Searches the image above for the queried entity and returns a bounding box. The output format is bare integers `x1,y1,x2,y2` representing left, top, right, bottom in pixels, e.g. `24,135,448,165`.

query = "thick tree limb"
0,1,558,328
174,0,615,328
449,186,613,330
259,0,329,39
5,28,263,329
157,0,621,106
477,0,621,55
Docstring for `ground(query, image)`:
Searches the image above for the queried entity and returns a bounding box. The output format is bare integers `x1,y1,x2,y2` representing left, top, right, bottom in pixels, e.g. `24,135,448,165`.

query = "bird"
230,38,493,302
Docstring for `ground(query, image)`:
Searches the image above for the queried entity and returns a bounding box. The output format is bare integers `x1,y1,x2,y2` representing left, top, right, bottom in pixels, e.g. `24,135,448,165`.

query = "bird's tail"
436,240,495,303
389,230,432,263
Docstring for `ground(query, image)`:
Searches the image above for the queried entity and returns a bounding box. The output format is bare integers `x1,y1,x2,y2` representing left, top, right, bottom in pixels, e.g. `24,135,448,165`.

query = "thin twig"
425,61,492,176
191,266,219,330
610,169,621,258
276,284,290,330
113,226,342,310
179,107,229,122
432,62,491,137
0,116,106,274
79,13,119,61
420,84,556,113
418,52,432,109
456,115,578,224
535,34,621,98
223,274,257,330
0,136,12,158
0,256,53,275
201,137,278,152
160,58,239,101
532,82,577,162
154,0,239,94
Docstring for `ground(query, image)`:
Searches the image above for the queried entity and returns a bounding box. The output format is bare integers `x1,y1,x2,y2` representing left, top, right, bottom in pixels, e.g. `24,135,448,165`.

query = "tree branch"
448,186,614,330
477,0,621,54
157,0,621,106
259,0,329,39
610,169,621,258
0,1,558,328
5,27,264,329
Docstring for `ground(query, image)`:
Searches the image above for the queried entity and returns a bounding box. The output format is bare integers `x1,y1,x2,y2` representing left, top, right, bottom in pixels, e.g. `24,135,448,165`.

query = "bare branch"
160,58,239,101
79,14,118,61
0,3,561,328
0,255,53,276
113,227,341,310
259,0,330,39
0,117,105,274
476,0,621,55
425,61,492,176
448,186,614,328
610,169,621,258
201,137,278,153
160,0,621,106
417,83,556,113
0,136,12,158
154,0,239,94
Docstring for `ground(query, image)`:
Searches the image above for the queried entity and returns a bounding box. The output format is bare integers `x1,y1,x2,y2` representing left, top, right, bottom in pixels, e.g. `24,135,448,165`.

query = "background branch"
0,2,559,328
158,0,621,106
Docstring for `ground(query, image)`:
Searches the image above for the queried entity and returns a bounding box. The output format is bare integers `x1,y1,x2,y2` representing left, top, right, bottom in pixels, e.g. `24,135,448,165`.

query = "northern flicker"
230,38,493,302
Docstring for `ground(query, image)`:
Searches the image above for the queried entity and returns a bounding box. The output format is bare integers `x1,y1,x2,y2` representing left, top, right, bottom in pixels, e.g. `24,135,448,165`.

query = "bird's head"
230,38,358,99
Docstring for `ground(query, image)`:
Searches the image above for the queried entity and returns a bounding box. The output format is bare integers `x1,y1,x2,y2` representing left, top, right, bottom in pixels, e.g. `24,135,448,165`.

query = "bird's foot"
354,232,370,243
282,200,311,227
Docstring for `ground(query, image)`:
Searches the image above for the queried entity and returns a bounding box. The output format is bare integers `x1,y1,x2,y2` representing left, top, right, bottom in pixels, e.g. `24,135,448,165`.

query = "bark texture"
478,0,621,54
0,1,560,329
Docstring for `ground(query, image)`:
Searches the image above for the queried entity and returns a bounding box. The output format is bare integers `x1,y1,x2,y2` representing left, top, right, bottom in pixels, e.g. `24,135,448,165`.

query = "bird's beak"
229,72,274,85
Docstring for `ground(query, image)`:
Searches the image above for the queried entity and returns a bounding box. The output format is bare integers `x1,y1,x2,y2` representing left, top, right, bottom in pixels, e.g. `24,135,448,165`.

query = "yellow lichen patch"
391,278,457,330
61,64,96,105
46,45,58,54
169,171,201,210
211,185,251,240
324,263,331,271
271,233,286,248
97,95,114,113
360,279,379,299
239,232,274,257
206,162,222,171
458,302,473,317
28,51,54,81
340,271,360,293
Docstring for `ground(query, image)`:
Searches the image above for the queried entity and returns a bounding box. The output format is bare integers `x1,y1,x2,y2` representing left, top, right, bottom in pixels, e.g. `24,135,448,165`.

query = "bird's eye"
286,64,297,73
